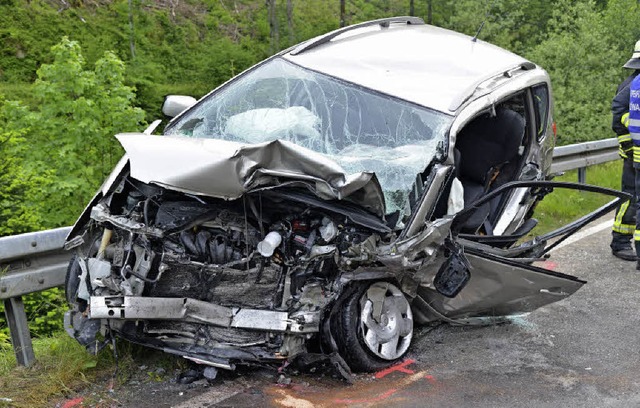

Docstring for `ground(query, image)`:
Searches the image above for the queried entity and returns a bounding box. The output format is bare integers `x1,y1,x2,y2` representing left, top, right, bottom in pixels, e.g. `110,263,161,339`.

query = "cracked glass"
166,58,452,215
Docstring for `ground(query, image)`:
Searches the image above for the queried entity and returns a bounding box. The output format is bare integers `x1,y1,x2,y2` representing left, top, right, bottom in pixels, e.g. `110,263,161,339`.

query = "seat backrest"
454,106,525,233
456,107,525,185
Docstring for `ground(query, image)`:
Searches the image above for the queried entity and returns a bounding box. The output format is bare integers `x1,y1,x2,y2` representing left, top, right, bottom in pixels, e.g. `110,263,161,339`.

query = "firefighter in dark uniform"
611,40,640,261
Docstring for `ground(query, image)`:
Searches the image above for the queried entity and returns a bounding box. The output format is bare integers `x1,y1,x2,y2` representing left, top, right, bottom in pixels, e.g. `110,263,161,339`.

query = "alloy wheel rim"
359,282,413,360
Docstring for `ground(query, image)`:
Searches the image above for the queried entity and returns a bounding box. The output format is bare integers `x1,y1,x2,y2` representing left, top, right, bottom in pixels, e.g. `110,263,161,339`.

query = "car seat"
455,106,525,233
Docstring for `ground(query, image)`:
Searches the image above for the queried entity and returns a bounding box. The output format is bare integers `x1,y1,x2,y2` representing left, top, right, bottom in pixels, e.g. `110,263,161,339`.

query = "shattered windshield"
165,58,452,214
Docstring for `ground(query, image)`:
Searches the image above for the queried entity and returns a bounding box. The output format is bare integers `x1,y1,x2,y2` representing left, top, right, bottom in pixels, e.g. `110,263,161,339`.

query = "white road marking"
548,219,613,253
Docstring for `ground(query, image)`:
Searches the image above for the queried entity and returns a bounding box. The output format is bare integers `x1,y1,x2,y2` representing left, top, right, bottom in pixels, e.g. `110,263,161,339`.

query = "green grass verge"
0,332,182,407
0,334,107,407
533,160,623,235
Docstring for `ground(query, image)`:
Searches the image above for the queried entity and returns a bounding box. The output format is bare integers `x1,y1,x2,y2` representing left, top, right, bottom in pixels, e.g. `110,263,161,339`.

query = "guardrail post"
578,167,587,184
3,296,35,367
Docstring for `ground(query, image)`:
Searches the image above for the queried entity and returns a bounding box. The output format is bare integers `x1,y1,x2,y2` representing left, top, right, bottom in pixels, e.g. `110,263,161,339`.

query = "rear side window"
532,84,549,141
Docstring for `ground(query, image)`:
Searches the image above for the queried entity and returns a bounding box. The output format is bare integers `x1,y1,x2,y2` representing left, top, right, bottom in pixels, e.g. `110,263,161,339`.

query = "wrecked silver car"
64,17,628,374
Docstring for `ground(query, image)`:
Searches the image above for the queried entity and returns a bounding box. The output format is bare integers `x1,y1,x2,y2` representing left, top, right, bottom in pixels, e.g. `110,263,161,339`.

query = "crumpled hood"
116,133,386,217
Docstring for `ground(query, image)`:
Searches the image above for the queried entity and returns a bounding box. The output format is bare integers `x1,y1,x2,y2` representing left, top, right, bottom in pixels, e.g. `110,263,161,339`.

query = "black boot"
612,248,636,261
611,232,635,261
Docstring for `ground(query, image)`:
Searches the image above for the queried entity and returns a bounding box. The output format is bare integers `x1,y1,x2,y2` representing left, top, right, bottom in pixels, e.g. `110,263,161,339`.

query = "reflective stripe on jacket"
629,74,640,164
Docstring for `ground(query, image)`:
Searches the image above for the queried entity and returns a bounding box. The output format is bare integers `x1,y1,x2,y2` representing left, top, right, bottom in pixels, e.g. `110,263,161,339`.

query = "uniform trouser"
612,156,636,250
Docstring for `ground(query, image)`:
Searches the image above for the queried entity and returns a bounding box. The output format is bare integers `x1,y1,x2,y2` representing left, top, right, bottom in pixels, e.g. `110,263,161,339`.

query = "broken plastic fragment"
319,217,338,242
203,367,218,381
447,177,464,215
257,231,283,257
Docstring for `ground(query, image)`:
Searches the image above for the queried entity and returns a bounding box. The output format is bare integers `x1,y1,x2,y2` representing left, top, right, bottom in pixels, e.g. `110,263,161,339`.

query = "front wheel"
331,281,413,372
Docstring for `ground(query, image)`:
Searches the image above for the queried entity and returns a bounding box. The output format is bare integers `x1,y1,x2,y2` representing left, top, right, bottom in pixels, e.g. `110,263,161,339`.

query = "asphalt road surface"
62,219,640,407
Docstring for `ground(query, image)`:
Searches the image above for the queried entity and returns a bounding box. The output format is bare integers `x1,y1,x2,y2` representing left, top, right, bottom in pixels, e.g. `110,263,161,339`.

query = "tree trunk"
409,0,414,16
128,0,136,58
287,0,294,45
266,0,279,54
340,0,346,27
427,0,432,24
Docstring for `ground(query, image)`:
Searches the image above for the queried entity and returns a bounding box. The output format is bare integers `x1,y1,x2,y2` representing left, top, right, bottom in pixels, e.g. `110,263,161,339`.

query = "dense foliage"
1,1,638,143
0,0,639,339
0,38,144,341
2,37,145,228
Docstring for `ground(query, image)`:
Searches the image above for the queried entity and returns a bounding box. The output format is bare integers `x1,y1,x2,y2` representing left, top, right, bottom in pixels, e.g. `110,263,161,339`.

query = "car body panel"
284,23,527,114
116,133,386,217
414,250,585,323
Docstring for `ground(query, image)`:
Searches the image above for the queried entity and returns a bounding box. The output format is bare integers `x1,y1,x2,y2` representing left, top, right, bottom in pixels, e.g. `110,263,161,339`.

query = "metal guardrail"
0,227,72,366
0,137,621,367
550,137,619,182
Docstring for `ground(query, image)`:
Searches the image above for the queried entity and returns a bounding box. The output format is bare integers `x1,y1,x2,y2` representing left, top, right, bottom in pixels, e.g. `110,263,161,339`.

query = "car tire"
331,281,413,372
65,254,81,305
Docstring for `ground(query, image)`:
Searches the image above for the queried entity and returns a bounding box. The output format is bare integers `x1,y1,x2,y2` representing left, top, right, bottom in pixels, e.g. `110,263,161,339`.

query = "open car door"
413,181,631,323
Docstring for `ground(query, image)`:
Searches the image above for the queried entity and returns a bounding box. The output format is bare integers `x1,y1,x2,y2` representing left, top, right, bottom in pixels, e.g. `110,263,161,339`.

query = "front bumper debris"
89,296,320,333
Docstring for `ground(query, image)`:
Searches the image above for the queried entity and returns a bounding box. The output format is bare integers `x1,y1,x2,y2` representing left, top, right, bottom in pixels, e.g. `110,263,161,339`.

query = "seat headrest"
456,107,525,184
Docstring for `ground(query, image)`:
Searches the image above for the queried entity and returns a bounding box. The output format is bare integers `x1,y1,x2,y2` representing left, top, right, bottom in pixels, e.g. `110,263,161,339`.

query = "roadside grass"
0,333,182,407
0,334,106,407
533,160,623,235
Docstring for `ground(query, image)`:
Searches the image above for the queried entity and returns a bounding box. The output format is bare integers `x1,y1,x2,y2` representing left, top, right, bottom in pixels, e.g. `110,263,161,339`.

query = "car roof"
282,18,530,114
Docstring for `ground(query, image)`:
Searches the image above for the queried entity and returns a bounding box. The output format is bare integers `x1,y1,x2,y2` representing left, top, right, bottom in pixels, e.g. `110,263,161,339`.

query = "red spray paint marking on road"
61,397,84,408
334,388,399,404
374,359,415,379
538,260,557,270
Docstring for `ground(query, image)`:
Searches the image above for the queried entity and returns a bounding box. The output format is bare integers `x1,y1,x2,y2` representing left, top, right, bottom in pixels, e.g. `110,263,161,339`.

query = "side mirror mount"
162,95,197,118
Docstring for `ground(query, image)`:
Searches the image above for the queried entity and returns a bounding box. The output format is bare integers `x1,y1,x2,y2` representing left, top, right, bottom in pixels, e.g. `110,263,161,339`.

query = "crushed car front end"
64,132,431,372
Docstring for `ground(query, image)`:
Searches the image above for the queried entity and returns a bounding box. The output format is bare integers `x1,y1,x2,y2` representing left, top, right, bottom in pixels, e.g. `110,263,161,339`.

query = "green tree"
436,0,554,55
11,37,146,227
528,0,640,145
0,37,145,342
0,100,48,236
